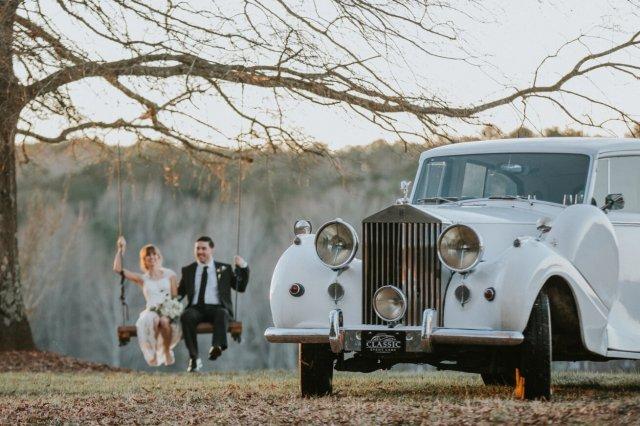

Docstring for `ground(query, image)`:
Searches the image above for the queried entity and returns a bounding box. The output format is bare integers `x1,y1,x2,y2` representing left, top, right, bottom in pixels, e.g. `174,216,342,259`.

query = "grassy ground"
2,371,640,424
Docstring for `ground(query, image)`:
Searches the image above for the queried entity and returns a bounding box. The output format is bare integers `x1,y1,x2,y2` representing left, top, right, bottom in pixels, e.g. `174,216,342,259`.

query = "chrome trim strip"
606,349,640,360
264,327,329,343
328,309,344,353
421,309,436,352
430,329,524,346
265,326,523,348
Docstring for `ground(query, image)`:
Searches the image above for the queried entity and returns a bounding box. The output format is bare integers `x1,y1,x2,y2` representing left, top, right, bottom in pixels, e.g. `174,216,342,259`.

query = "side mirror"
601,193,624,212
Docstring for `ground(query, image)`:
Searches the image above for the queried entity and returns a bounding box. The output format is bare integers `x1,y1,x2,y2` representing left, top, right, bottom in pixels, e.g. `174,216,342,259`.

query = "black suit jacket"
178,261,249,317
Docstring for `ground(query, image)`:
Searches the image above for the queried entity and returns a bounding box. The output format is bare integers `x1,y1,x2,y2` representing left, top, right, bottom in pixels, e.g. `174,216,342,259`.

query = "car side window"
593,158,610,207
594,156,640,213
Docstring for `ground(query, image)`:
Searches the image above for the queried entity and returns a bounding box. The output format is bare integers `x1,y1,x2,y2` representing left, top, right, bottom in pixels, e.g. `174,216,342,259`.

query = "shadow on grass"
332,379,512,400
554,371,640,394
329,372,640,400
556,382,640,392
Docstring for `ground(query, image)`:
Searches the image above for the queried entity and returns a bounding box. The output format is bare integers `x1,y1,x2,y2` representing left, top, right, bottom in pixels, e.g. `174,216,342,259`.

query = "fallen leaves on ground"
2,369,640,424
0,350,129,373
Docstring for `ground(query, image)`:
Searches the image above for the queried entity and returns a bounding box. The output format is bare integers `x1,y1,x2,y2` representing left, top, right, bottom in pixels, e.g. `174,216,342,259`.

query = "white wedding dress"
136,269,182,366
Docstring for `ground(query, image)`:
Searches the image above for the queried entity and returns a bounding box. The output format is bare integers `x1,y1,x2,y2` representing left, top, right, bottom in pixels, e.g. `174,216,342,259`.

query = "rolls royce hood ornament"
396,180,412,204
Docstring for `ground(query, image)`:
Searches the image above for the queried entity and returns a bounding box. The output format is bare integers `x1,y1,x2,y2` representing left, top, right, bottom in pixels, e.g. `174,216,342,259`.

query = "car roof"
419,137,640,161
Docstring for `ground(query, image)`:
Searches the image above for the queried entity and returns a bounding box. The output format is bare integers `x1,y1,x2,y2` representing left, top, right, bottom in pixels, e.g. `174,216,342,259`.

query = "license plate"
362,331,406,354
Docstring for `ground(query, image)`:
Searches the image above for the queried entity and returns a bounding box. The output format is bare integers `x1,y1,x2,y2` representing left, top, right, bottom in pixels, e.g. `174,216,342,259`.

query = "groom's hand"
234,255,248,268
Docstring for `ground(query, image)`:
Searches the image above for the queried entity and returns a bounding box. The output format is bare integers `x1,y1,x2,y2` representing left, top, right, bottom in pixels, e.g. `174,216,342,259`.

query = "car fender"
545,204,619,308
269,234,362,328
500,239,609,355
444,238,609,356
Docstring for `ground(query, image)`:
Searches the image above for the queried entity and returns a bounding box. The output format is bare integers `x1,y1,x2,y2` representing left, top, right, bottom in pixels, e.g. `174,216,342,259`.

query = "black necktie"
197,266,208,305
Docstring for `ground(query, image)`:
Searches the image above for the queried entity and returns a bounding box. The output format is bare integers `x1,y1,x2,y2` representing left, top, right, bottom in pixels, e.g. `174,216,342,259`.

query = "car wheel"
481,370,516,386
519,291,552,400
299,343,334,397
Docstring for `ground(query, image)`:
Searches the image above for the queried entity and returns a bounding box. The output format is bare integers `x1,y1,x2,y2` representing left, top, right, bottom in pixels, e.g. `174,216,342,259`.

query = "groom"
178,236,249,372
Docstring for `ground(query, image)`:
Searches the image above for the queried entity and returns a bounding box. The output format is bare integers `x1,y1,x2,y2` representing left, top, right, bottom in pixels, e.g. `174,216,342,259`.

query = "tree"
0,1,638,350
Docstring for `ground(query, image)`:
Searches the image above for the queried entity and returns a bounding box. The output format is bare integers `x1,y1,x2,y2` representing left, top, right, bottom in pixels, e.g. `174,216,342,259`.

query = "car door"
593,154,640,354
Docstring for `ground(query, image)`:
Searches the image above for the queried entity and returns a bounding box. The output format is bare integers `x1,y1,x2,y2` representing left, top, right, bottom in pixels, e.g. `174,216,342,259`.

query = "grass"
2,370,640,424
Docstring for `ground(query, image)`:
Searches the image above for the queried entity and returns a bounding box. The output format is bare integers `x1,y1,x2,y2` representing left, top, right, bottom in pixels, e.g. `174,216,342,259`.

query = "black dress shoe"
208,346,222,360
187,357,202,372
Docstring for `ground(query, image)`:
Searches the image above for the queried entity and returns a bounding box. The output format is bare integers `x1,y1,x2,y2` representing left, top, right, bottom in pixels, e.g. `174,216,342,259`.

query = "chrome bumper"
264,309,524,353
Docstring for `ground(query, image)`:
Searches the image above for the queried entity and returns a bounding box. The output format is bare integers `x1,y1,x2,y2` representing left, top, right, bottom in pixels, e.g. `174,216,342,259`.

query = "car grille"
362,205,443,326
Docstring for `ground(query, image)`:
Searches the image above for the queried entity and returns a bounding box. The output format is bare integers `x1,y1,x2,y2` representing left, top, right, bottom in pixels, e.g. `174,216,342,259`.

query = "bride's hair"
139,244,163,272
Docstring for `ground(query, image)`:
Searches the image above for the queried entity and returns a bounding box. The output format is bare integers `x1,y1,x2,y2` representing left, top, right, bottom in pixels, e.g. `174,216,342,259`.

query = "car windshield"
413,153,590,205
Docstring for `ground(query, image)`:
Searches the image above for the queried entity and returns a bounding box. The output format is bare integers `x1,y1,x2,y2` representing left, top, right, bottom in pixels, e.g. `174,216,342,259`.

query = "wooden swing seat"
117,321,243,346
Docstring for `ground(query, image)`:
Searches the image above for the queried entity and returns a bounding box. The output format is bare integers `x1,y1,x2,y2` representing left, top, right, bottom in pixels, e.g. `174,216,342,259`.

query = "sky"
296,0,639,146
24,1,640,150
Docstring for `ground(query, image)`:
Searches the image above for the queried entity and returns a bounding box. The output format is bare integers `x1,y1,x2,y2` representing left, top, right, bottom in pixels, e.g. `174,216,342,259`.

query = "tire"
481,370,516,386
520,291,552,400
299,343,334,397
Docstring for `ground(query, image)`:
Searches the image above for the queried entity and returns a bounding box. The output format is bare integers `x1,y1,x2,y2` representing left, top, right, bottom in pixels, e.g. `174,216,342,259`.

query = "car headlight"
373,286,407,322
314,219,358,269
437,224,483,272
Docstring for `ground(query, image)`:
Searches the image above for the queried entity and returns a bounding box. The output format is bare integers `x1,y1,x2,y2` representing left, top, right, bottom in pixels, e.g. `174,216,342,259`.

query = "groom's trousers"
181,304,229,359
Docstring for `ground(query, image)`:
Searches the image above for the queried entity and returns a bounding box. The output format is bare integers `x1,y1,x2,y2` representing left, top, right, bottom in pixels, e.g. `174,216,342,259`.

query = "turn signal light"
289,283,305,297
484,287,496,301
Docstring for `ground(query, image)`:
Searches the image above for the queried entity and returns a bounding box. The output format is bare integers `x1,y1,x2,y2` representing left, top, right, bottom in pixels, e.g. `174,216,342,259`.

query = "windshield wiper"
418,195,534,205
416,196,459,204
488,195,530,200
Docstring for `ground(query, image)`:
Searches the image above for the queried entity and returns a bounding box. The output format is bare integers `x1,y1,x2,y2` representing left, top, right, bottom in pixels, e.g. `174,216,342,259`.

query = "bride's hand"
117,236,127,253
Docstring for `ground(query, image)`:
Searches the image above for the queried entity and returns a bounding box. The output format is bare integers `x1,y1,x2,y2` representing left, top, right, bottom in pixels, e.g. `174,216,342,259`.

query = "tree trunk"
0,111,34,351
0,0,35,351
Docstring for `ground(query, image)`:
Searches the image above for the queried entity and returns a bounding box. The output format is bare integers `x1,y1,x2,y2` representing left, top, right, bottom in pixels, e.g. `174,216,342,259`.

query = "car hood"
410,200,566,260
412,199,564,225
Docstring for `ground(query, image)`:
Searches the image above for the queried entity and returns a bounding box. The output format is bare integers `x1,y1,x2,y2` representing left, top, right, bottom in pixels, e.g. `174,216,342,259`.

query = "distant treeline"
15,127,638,372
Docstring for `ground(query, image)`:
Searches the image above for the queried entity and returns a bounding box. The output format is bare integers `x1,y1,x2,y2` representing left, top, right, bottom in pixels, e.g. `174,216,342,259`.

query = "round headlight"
314,219,358,269
437,224,483,272
294,219,312,235
373,286,407,322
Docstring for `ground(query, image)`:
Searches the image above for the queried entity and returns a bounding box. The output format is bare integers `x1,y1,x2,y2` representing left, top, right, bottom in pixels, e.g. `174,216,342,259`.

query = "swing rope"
116,143,129,326
233,84,245,321
234,156,242,321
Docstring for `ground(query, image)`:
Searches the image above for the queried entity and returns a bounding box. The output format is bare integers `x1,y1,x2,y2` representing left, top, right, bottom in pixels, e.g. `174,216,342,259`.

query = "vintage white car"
265,137,640,399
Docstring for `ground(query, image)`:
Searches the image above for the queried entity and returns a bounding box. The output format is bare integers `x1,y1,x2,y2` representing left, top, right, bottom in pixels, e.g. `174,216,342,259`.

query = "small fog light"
454,284,470,306
327,282,345,302
289,283,305,297
373,285,407,322
484,287,496,301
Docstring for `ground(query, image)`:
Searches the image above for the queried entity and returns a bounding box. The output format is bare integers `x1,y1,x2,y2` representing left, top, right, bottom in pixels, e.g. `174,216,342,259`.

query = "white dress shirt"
193,259,220,305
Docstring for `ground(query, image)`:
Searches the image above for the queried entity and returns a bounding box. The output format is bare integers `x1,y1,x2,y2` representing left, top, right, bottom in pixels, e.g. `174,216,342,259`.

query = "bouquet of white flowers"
151,298,184,322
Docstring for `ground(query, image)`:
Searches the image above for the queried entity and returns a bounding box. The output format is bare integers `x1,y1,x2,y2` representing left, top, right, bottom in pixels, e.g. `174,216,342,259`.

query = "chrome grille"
363,216,442,326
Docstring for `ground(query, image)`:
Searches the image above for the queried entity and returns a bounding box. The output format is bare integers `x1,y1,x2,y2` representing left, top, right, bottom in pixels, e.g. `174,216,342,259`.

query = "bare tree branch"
8,1,640,153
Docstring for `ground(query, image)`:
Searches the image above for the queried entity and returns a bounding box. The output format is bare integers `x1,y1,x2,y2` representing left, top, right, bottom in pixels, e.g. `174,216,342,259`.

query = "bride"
113,237,181,366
